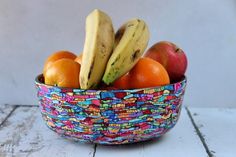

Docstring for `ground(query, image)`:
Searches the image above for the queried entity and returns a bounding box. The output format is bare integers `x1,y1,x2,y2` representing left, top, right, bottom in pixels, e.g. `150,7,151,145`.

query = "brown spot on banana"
122,57,126,63
131,49,140,62
115,27,125,47
127,23,134,27
80,76,85,87
111,55,120,66
132,32,135,37
88,60,95,79
101,43,105,50
100,43,107,58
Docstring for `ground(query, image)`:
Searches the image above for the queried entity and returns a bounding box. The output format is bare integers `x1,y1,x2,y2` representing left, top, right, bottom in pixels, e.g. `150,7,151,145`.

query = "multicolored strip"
35,75,187,145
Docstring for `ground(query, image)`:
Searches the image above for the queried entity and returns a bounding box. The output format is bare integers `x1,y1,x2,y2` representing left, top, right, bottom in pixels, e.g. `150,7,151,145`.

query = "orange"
44,58,80,88
43,50,77,76
129,57,170,89
113,74,130,89
74,53,83,64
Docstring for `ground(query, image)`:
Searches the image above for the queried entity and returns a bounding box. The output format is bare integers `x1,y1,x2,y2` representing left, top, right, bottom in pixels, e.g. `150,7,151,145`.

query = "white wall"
0,0,236,107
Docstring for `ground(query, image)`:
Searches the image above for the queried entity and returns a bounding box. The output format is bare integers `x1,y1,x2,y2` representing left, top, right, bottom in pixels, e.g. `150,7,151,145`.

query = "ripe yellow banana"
80,9,114,89
102,19,150,85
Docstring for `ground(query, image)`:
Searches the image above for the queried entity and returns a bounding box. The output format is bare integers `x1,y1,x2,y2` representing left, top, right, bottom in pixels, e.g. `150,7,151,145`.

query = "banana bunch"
80,9,150,89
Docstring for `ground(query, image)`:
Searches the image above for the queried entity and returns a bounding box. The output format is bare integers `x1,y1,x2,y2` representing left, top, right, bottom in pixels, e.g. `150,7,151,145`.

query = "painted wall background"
0,0,236,107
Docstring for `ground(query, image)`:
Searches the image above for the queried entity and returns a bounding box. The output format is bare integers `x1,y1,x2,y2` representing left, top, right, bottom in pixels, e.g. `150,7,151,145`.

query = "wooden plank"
95,108,207,157
0,104,15,126
0,106,95,157
189,107,236,157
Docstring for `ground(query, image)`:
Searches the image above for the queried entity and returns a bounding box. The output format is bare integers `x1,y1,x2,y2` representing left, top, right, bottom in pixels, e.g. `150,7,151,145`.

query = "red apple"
144,41,187,81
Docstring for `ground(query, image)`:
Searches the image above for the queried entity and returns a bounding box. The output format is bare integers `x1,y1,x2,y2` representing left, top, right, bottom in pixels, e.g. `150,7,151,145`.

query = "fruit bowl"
35,74,187,145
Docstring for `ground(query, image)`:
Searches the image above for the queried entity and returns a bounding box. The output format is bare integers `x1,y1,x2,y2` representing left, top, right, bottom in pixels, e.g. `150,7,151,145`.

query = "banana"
102,19,150,85
80,9,114,89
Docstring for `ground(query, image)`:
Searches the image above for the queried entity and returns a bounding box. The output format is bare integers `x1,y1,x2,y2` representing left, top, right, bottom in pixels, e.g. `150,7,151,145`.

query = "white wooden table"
0,104,235,157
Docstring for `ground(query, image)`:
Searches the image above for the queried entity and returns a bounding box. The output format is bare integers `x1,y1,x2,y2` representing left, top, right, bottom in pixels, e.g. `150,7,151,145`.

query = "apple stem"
175,48,180,52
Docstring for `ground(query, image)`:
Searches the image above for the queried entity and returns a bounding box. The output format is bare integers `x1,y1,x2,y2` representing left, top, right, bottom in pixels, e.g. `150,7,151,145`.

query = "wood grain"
0,104,15,126
189,107,236,157
0,106,94,157
3,105,235,157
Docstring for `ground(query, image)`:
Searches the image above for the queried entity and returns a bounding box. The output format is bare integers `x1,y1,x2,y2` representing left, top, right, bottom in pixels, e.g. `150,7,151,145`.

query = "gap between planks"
4,104,38,108
0,106,18,128
93,144,97,157
185,106,214,157
0,105,37,128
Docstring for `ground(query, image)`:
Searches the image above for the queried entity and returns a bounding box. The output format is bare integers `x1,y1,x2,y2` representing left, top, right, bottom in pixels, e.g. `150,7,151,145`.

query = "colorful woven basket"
35,74,187,145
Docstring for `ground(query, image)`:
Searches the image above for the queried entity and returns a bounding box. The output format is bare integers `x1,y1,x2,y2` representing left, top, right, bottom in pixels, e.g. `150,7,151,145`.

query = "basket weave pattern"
36,77,186,145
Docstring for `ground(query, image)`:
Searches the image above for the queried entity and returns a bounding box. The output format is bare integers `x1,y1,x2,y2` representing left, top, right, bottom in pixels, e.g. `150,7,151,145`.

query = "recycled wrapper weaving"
35,74,187,145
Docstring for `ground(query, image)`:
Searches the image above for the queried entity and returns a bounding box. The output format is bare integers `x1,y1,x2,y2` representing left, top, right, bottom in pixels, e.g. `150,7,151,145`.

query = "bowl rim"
35,74,187,91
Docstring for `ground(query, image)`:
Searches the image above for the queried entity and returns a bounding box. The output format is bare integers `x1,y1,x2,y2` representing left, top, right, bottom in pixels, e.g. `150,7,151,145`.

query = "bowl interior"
35,74,186,92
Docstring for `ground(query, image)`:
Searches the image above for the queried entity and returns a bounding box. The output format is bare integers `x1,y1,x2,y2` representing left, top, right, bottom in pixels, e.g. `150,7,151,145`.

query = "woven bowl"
35,74,187,145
